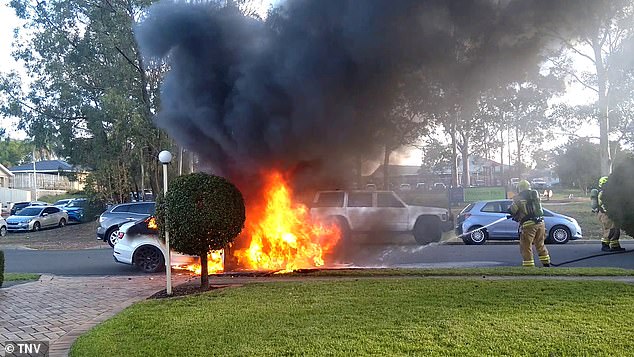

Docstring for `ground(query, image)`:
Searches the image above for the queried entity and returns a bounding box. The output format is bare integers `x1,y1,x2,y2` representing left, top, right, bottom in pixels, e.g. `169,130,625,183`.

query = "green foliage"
0,250,4,288
554,138,601,190
602,157,634,237
1,0,172,203
0,138,32,168
156,173,245,256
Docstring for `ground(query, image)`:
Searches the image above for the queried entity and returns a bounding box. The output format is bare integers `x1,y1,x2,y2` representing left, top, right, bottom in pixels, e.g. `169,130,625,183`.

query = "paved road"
4,240,634,275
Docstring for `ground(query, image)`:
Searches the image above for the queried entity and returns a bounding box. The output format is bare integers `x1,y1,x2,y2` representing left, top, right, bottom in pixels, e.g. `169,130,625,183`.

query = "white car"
0,217,7,237
6,206,69,232
113,217,196,273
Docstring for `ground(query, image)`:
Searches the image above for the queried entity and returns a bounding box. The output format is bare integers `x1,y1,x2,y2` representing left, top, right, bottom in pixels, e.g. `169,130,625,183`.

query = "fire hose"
456,215,634,267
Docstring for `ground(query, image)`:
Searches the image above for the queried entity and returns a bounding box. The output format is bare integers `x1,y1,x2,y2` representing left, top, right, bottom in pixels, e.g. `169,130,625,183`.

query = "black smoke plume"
136,0,600,188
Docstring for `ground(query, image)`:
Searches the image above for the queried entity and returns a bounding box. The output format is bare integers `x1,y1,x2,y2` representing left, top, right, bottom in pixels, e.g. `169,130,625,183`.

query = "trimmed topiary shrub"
0,250,4,288
156,172,245,287
602,157,634,237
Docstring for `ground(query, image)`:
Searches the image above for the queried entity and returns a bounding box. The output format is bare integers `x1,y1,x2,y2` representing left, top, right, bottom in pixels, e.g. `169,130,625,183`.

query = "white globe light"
158,150,173,164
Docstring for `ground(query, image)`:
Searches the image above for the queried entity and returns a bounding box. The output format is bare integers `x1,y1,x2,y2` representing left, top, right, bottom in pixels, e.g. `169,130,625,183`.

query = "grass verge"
282,266,634,277
3,273,41,282
71,278,634,356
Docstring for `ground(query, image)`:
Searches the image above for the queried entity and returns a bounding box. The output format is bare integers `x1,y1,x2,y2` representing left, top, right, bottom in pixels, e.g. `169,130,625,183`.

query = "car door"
478,201,518,238
346,192,374,231
41,207,56,227
375,192,408,231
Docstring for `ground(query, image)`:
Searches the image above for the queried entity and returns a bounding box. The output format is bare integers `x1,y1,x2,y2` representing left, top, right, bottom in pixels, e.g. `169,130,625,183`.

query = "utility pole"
32,148,37,200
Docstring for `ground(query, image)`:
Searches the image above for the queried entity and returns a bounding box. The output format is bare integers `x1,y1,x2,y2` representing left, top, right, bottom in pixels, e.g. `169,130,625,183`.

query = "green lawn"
3,273,40,282
71,278,634,356
285,267,634,277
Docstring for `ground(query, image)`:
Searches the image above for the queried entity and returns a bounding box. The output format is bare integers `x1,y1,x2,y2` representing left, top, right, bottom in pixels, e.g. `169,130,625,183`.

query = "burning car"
113,216,220,273
309,190,452,245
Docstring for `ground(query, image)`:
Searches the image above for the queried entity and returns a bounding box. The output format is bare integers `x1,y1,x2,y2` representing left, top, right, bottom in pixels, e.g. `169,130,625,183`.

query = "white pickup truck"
309,190,452,245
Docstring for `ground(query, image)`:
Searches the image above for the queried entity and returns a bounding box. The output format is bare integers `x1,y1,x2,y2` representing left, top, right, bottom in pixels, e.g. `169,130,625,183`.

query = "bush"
156,173,245,287
602,157,634,236
0,250,4,288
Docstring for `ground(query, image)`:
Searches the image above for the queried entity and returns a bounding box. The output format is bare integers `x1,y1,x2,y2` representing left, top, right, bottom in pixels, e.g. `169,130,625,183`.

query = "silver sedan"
6,206,69,232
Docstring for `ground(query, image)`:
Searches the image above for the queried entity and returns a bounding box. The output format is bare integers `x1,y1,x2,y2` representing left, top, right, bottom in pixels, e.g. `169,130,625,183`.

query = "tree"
156,173,245,287
546,0,634,175
0,138,32,168
553,138,601,192
0,0,171,203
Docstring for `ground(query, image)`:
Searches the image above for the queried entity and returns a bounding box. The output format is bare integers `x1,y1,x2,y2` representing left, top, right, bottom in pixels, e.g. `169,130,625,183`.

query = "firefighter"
597,176,625,252
509,180,550,267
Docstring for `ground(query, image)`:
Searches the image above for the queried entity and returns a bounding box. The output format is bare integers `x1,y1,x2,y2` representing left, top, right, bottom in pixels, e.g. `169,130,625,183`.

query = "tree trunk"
450,122,458,187
461,135,470,187
500,130,504,185
200,251,208,288
594,40,611,175
383,143,391,190
515,127,522,178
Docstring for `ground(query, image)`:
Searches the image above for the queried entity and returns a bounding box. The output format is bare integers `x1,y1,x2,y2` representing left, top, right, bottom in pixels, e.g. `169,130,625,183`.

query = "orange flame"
234,171,341,272
180,250,224,274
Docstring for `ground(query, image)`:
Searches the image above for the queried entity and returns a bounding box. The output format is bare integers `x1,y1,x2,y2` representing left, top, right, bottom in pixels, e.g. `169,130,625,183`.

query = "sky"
0,0,600,166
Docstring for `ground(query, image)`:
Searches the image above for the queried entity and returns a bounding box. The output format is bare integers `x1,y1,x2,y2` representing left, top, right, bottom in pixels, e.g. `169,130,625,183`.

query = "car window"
53,200,69,206
44,207,59,214
481,202,505,213
313,192,345,207
66,200,86,208
377,193,405,208
16,207,43,216
111,205,130,213
128,203,155,214
348,192,373,207
460,203,475,214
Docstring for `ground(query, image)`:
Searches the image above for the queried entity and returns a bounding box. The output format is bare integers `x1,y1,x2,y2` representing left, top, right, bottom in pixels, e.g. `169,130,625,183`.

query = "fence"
0,187,32,216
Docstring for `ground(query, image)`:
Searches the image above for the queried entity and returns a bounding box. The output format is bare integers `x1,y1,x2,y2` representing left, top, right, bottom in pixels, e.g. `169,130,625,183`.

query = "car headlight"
99,216,106,223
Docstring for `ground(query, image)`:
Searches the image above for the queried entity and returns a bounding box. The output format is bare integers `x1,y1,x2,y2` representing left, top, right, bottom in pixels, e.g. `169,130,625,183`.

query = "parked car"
365,183,377,190
6,206,69,232
0,217,6,237
62,198,88,222
97,202,156,247
9,201,49,216
53,199,73,208
432,182,447,191
455,200,582,245
309,190,452,245
531,178,549,190
399,183,412,191
113,217,196,273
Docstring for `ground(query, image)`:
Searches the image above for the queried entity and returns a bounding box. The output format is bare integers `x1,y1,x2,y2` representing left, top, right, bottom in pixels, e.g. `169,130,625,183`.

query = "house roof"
369,165,421,178
0,163,14,177
9,160,75,173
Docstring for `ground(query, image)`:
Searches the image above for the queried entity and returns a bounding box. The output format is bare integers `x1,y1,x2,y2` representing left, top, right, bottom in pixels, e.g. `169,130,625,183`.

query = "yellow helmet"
518,180,531,191
599,176,608,188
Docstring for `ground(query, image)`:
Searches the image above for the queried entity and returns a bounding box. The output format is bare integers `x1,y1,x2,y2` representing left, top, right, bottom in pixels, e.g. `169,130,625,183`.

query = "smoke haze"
136,0,600,187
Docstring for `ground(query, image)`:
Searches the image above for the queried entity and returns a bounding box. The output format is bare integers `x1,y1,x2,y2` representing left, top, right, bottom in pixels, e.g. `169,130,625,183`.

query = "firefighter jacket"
598,190,607,213
510,189,544,228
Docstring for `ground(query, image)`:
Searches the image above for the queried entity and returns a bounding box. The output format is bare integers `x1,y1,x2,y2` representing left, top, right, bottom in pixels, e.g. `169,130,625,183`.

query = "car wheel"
549,225,570,244
106,228,119,248
32,222,41,232
134,246,165,273
0,226,6,237
413,216,442,245
463,225,487,245
58,218,66,228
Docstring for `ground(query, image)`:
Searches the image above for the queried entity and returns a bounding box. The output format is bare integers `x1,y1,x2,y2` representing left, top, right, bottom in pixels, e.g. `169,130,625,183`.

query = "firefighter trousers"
597,211,621,248
519,222,549,267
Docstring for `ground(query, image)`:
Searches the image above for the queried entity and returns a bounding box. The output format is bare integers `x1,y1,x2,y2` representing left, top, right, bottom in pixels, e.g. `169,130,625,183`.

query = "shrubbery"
602,157,634,237
156,172,245,287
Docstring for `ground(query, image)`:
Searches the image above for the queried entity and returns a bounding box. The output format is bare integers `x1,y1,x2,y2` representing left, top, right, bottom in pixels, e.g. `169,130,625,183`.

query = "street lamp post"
158,150,173,295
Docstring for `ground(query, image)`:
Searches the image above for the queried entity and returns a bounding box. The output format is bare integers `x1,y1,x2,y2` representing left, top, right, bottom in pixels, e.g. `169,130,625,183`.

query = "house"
8,159,89,193
365,165,423,188
0,163,13,188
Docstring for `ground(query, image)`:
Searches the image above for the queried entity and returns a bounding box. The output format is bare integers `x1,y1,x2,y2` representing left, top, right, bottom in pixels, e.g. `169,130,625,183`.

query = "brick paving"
0,273,192,357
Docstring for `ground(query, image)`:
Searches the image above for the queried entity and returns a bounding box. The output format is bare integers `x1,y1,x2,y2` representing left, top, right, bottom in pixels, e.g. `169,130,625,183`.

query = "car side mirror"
42,212,49,217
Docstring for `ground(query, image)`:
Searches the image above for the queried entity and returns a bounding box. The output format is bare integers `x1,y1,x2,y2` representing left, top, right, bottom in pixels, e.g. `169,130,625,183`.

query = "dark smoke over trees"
135,0,607,188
